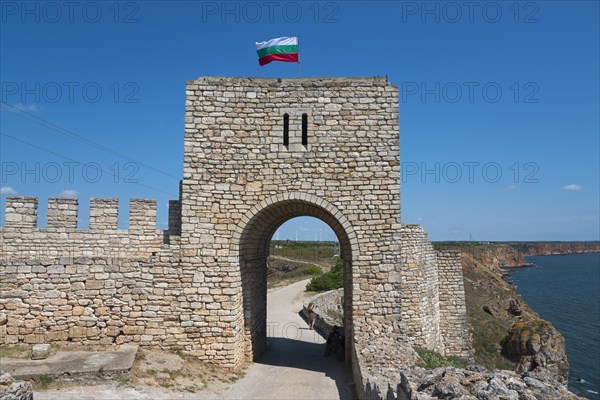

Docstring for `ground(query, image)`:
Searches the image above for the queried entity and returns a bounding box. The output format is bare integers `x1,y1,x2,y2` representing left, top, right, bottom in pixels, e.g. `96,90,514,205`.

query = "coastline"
504,253,600,399
500,250,600,271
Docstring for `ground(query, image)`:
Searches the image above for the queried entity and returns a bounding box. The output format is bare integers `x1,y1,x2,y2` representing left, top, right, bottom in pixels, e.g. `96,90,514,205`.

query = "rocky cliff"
432,243,572,384
434,241,600,268
502,319,570,385
462,244,531,268
358,242,582,399
509,242,600,256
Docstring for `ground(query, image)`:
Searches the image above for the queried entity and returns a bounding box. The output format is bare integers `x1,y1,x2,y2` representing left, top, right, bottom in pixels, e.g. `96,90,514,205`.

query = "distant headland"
434,241,600,268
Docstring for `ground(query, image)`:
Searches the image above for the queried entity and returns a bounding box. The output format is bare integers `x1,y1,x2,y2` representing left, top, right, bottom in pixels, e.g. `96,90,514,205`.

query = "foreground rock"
502,319,570,385
397,365,580,400
354,335,583,400
303,287,582,400
30,343,51,360
0,370,33,400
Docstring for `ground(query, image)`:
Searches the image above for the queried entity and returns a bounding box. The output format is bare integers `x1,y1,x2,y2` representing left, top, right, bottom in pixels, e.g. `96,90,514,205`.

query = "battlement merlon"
129,198,157,233
4,196,38,228
48,197,78,231
89,198,118,230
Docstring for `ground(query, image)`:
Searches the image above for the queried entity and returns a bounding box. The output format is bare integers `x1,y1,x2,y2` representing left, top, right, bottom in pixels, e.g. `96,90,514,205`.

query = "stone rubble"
0,370,33,400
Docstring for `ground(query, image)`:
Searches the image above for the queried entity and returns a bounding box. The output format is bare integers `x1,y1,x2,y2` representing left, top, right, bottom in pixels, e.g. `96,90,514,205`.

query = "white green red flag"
256,36,299,66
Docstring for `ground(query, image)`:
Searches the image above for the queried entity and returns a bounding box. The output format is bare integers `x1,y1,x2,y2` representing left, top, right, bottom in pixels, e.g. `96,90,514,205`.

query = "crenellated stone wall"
0,197,180,260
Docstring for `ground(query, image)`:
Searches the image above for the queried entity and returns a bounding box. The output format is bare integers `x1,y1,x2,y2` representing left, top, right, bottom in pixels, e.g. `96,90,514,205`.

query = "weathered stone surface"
0,370,33,400
395,365,583,400
507,298,522,316
30,343,51,360
358,356,583,400
502,319,570,384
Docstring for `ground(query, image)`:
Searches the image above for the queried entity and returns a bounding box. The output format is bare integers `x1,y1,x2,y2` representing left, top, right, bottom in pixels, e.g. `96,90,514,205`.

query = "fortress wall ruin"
0,77,473,385
436,249,473,358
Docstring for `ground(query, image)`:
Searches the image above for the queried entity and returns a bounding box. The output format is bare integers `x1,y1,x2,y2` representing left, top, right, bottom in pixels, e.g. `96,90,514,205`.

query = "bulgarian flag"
256,36,299,66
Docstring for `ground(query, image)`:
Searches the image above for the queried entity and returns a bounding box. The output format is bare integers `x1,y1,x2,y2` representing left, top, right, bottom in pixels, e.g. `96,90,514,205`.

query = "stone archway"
230,192,359,363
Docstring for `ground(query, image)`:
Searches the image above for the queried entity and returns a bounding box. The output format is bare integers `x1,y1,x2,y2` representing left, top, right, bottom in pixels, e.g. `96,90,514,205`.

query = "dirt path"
35,279,354,399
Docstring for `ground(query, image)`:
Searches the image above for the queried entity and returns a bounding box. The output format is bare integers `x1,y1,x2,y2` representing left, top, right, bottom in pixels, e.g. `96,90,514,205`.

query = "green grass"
36,375,54,390
134,351,146,361
461,255,519,370
415,348,468,369
0,345,30,359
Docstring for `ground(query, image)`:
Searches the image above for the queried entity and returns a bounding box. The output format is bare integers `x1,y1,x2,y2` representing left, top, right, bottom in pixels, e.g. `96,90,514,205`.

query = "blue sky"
0,0,598,241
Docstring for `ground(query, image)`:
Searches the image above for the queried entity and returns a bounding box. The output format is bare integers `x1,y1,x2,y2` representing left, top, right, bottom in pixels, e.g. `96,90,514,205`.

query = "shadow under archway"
258,336,356,399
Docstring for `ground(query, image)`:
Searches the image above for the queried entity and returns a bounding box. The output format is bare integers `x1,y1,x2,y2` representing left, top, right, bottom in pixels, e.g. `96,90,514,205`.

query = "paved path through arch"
225,279,355,399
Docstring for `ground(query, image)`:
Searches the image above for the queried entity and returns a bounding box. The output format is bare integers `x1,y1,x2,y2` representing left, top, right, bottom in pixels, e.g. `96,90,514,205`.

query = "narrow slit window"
301,113,308,146
283,114,289,146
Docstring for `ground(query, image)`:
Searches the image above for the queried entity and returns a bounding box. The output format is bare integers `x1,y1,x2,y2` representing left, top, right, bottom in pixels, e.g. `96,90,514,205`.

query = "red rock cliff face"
461,242,600,269
511,242,600,256
463,244,531,269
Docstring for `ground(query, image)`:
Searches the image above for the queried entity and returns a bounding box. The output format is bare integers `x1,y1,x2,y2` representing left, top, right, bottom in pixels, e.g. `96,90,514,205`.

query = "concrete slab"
0,344,138,380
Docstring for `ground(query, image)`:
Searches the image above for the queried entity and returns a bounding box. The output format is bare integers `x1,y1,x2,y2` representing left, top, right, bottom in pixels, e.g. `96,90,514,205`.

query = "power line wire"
0,102,180,180
0,131,177,197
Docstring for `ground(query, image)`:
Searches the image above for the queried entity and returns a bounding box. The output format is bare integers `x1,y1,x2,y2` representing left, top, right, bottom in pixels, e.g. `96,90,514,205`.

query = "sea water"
507,253,600,399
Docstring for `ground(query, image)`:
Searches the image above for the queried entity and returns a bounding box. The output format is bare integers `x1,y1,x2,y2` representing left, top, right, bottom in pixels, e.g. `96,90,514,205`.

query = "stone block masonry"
400,224,443,352
0,256,188,348
437,249,473,358
180,77,402,368
0,77,473,396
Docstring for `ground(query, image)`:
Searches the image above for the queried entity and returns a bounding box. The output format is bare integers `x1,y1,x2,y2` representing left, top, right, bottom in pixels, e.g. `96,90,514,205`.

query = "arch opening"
236,196,356,364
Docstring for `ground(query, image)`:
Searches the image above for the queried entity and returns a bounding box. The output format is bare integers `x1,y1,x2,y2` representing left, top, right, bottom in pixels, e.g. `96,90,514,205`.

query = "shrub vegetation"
306,258,344,292
415,348,468,369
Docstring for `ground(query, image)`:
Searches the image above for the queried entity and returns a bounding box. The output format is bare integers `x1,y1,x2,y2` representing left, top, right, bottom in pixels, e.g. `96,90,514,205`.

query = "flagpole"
297,35,301,77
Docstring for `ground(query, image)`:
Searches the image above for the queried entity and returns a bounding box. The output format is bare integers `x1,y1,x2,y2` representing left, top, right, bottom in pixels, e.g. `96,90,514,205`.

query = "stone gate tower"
180,77,403,366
